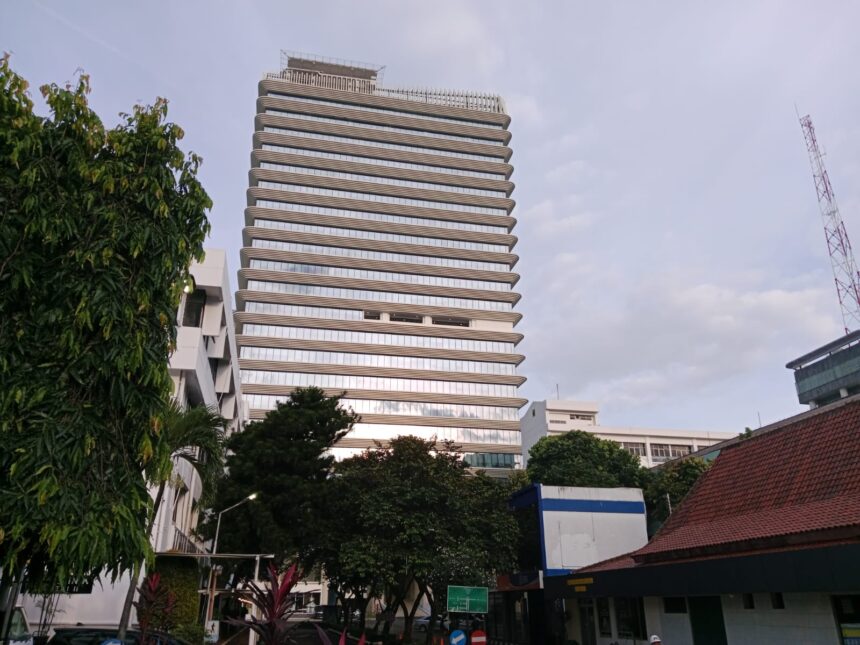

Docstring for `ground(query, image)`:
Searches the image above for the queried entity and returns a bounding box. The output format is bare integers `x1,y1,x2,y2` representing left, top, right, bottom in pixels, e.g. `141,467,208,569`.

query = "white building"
157,249,245,555
23,249,244,628
521,400,734,468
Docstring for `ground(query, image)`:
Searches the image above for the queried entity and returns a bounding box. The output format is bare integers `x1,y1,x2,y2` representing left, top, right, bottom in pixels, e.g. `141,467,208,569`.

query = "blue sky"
5,0,860,432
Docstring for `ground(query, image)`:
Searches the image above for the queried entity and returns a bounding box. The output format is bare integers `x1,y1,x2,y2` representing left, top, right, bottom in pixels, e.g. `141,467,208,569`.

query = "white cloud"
521,197,596,237
506,93,544,128
391,2,504,76
521,271,840,415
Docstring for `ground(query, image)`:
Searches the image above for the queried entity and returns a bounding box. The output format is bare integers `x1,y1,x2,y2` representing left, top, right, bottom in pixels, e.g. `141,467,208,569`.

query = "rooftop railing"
264,68,507,115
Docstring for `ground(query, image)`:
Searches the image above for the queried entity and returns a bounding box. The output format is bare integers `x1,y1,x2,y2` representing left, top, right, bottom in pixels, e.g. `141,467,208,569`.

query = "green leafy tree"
201,387,357,563
321,437,517,642
119,404,227,637
0,56,211,594
526,430,649,488
645,456,711,527
416,472,518,644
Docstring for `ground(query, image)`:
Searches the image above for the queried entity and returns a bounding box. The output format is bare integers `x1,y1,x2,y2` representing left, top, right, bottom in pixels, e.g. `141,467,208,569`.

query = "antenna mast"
799,114,860,334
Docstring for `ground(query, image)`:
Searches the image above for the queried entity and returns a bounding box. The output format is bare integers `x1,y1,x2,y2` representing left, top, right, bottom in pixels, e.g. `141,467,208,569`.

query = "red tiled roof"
589,398,860,570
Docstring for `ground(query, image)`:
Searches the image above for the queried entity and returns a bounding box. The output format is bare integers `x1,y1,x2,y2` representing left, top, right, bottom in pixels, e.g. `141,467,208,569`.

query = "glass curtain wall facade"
236,53,526,469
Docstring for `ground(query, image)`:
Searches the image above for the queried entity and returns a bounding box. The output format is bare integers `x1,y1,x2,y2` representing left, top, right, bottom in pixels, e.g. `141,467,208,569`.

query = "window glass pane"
264,127,505,163
259,161,506,198
265,109,505,146
257,180,508,216
240,370,517,397
246,280,513,312
241,322,517,353
261,143,506,180
248,259,511,291
253,218,509,253
267,92,505,130
239,346,515,375
256,199,508,233
243,394,519,420
250,237,509,271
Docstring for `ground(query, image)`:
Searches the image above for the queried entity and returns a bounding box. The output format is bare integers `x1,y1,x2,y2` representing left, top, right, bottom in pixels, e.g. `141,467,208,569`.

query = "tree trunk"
356,596,369,633
381,582,409,636
117,481,166,639
0,573,22,645
401,585,424,644
417,582,436,645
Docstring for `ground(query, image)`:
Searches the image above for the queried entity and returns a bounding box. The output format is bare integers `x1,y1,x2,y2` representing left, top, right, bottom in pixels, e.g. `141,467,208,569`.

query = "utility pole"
799,114,860,333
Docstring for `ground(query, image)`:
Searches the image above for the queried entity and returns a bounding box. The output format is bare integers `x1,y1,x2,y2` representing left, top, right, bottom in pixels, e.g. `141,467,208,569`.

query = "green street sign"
447,585,488,614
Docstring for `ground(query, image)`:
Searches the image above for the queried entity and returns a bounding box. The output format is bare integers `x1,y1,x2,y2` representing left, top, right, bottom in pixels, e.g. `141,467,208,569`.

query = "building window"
389,312,423,324
650,443,692,462
597,598,611,637
622,442,647,457
549,420,567,424
771,593,785,609
363,310,381,320
182,289,206,327
432,316,470,327
663,597,687,614
743,593,755,609
614,597,646,640
462,453,520,469
569,414,593,421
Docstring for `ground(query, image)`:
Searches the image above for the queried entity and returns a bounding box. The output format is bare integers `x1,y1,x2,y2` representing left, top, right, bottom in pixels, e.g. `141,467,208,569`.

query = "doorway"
578,598,597,645
688,596,728,645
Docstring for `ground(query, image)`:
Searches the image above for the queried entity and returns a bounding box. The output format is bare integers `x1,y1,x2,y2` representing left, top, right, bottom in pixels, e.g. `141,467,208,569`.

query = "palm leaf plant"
118,403,228,637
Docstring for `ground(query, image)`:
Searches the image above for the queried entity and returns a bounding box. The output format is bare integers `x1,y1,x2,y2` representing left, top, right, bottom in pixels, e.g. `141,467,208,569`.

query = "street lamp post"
205,493,257,629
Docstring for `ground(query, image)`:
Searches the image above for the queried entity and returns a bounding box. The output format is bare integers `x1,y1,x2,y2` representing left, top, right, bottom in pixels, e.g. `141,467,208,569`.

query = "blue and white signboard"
449,630,466,645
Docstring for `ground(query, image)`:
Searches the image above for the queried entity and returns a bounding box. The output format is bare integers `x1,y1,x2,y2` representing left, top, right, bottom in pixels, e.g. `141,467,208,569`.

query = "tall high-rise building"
235,52,526,469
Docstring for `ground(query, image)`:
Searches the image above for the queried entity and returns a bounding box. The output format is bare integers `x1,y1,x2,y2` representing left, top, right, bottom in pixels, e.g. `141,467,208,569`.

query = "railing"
264,69,506,115
172,527,205,554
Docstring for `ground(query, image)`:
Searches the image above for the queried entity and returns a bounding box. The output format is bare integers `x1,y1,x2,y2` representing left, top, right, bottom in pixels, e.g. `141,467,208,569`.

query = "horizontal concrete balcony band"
248,167,515,212
245,191,517,241
241,384,526,409
245,203,516,237
257,95,512,145
248,408,521,430
256,113,512,162
254,131,514,179
251,149,515,194
243,228,520,266
237,358,526,385
240,247,521,285
334,437,519,454
238,268,522,304
259,79,512,129
235,334,525,364
232,311,523,343
235,289,523,324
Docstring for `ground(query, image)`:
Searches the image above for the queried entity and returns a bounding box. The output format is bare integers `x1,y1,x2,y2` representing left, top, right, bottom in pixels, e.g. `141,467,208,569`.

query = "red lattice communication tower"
799,114,860,334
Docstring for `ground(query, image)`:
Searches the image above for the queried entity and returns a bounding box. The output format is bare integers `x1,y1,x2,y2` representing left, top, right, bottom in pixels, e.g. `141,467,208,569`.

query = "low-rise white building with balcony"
521,400,733,468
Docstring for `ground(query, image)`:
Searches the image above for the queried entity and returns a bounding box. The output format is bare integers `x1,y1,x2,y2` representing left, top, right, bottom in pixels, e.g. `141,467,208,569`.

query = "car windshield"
9,609,29,638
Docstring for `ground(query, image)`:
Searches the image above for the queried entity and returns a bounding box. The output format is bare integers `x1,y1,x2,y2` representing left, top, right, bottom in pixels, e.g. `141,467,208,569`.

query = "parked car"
47,627,189,645
414,615,448,633
8,606,33,645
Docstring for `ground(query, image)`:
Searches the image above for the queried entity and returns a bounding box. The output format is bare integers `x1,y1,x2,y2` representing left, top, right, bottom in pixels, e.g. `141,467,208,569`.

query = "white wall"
540,486,648,573
721,592,840,644
576,593,843,645
520,400,733,468
520,401,547,465
22,573,136,629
